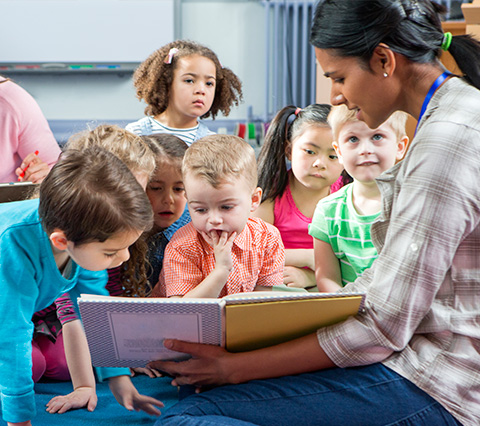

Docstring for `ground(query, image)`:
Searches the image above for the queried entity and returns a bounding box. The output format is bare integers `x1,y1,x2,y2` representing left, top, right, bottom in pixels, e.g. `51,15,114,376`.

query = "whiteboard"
0,0,175,63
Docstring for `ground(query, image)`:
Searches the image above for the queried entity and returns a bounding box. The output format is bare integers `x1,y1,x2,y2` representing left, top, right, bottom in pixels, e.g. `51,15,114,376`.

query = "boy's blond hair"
65,124,156,178
182,135,257,190
328,105,408,142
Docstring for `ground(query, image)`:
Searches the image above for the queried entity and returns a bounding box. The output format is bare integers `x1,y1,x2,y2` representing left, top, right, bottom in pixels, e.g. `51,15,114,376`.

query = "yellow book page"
225,295,362,352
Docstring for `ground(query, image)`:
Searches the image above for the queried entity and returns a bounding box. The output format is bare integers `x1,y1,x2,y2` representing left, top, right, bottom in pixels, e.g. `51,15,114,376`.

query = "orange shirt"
155,217,285,297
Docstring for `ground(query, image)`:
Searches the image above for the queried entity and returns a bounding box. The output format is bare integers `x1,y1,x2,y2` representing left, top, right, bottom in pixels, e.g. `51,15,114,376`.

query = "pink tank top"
273,183,314,249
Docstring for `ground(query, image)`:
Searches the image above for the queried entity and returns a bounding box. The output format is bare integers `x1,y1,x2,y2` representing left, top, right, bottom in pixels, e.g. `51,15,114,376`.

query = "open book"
78,291,365,368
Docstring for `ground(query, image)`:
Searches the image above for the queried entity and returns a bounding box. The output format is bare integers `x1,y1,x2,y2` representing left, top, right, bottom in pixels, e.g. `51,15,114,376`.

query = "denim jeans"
155,363,462,426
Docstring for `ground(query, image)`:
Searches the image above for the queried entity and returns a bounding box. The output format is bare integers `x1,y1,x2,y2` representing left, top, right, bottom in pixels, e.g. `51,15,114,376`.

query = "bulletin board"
0,0,175,71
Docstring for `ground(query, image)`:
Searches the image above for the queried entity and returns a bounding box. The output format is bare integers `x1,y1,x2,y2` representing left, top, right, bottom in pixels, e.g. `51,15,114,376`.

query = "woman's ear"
371,43,396,78
50,230,69,251
332,141,344,165
250,187,263,212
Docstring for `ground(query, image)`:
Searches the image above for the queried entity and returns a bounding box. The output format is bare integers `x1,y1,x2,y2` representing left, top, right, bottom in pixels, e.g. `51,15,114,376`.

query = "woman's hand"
46,386,97,414
147,340,237,388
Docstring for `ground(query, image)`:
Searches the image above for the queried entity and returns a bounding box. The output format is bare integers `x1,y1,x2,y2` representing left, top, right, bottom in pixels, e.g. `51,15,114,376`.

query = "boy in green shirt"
309,105,408,291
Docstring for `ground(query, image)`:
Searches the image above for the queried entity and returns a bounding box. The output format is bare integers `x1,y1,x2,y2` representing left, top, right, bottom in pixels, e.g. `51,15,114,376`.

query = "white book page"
109,312,202,361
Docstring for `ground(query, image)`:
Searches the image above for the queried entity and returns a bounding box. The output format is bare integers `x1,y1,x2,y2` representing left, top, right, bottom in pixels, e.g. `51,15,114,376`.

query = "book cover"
78,295,224,367
78,291,365,367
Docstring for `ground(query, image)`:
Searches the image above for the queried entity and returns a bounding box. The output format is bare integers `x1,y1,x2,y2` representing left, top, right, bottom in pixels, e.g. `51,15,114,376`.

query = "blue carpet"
0,376,179,426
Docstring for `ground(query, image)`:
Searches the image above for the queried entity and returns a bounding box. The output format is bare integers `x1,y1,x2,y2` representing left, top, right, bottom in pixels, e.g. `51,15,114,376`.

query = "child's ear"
332,141,344,165
250,187,263,212
284,141,292,161
50,230,69,251
396,136,409,161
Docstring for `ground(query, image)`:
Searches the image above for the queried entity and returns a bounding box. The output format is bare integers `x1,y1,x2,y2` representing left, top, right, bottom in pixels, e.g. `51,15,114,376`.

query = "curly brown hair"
132,40,243,119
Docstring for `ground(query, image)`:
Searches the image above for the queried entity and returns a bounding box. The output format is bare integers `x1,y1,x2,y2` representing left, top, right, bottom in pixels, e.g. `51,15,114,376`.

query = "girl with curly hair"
126,40,243,146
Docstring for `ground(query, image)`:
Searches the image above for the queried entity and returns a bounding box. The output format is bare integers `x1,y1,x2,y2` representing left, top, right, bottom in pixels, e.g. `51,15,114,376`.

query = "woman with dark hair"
150,2,480,425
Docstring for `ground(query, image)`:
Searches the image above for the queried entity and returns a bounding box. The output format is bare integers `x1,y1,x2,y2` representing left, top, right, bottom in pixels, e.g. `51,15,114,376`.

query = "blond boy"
155,135,285,298
309,105,408,291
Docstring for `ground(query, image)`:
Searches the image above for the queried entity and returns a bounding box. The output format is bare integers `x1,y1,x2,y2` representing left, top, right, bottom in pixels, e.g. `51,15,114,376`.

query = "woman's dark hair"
257,104,331,202
39,146,153,245
133,39,243,119
310,0,480,89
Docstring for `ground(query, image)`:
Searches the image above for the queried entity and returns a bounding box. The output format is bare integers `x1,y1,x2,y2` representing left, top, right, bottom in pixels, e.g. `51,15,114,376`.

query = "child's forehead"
338,120,394,137
185,173,251,192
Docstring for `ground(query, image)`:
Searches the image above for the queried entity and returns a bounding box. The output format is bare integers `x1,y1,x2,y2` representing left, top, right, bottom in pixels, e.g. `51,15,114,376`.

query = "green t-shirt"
308,184,379,286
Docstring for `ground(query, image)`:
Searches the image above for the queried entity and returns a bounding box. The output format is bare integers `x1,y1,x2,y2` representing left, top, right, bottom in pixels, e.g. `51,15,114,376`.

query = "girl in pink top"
254,104,345,290
0,78,60,183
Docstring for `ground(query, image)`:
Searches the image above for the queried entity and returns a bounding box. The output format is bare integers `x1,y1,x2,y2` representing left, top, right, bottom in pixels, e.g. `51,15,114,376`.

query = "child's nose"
313,156,326,168
359,140,374,155
195,82,206,94
162,190,175,205
208,211,222,225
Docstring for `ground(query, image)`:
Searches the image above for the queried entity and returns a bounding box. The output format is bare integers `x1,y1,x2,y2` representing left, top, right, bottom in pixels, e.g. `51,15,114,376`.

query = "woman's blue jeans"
155,364,462,426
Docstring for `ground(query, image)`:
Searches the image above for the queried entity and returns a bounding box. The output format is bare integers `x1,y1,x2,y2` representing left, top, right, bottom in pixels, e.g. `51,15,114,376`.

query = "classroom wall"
7,0,265,137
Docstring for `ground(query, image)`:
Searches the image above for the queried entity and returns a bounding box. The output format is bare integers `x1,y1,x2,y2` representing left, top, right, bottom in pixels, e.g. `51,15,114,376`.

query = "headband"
441,32,452,52
294,107,302,116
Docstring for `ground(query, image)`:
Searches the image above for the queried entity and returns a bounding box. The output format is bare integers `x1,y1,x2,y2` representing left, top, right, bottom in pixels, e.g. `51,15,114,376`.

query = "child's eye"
174,186,185,193
372,134,383,141
195,208,206,213
206,81,215,87
329,154,338,160
221,205,234,211
348,136,359,143
147,185,163,191
304,149,316,155
184,78,194,84
104,252,117,258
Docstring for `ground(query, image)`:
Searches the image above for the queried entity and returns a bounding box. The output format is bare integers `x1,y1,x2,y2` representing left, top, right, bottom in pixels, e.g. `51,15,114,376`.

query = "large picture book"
78,291,366,368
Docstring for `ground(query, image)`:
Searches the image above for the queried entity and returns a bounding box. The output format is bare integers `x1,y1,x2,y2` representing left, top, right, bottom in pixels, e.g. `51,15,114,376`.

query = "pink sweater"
0,79,60,183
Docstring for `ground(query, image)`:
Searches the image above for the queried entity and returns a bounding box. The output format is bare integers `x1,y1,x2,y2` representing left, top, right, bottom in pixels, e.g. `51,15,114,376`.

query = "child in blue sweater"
0,146,163,425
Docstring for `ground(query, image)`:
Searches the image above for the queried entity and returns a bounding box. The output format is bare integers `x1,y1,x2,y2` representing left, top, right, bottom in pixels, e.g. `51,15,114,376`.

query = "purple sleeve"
55,293,79,325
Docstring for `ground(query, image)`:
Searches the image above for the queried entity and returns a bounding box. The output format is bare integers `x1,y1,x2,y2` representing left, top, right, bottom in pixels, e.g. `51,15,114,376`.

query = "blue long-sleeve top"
0,199,111,423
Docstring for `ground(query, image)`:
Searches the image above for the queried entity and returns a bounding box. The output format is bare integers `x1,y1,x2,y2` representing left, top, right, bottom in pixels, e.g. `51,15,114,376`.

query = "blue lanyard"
415,71,451,134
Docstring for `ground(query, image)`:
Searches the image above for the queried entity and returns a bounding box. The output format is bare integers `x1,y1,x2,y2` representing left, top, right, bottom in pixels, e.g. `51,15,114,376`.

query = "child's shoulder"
245,217,282,243
125,116,155,135
314,183,352,217
321,183,352,204
247,216,277,231
168,222,198,245
0,198,40,235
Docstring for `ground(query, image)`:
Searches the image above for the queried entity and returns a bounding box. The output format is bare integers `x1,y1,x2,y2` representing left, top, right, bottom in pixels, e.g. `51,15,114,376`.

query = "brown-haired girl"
141,134,190,289
126,40,243,146
0,146,164,426
36,125,159,415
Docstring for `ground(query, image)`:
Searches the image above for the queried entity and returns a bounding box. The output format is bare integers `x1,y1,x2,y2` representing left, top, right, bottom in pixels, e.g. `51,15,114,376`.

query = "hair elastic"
164,48,179,64
441,32,452,51
294,107,302,116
